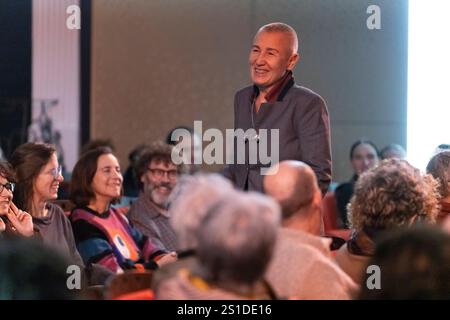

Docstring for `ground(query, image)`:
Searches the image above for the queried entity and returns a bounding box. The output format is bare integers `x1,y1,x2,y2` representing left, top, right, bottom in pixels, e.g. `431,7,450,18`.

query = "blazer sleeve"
221,92,239,185
294,95,332,195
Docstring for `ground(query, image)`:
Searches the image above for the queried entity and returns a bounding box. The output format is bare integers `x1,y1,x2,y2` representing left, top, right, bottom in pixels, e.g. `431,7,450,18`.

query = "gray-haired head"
432,144,450,157
256,22,299,54
380,144,407,160
197,192,280,286
169,173,236,251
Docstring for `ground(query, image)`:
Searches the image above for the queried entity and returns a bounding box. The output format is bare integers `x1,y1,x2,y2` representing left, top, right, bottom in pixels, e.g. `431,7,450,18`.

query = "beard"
146,182,172,209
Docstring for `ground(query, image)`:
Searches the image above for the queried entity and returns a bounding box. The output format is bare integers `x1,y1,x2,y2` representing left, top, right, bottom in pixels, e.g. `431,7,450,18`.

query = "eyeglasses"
46,166,62,179
0,182,15,193
148,168,178,180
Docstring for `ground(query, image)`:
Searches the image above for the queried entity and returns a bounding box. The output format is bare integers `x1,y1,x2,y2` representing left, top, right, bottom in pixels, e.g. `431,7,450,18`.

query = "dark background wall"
90,0,408,182
0,0,32,158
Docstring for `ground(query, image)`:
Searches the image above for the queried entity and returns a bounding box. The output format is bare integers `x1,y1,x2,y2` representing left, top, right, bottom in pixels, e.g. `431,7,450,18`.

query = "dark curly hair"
135,141,185,191
349,159,440,232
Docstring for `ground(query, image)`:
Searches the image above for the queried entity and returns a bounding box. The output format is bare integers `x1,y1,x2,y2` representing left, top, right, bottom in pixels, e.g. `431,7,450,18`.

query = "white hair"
257,22,299,54
169,173,236,251
197,192,281,284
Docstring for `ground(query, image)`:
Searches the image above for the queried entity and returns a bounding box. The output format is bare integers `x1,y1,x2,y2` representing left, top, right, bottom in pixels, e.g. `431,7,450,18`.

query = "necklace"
250,100,260,142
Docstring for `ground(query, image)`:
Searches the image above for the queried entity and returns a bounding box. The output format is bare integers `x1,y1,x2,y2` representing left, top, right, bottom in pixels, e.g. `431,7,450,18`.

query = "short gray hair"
257,22,299,54
169,173,235,251
197,192,280,285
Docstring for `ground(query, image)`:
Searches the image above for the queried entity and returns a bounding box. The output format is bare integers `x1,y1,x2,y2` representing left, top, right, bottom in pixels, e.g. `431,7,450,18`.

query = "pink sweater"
265,228,358,299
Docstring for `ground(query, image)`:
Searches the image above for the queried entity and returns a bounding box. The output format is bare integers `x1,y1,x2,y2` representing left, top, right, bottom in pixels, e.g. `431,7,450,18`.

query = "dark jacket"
335,175,358,227
224,80,332,195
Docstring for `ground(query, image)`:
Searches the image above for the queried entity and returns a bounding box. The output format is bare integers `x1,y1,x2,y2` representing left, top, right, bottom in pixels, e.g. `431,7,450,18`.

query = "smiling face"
141,159,178,210
33,153,63,203
249,31,299,93
0,174,13,215
91,154,123,203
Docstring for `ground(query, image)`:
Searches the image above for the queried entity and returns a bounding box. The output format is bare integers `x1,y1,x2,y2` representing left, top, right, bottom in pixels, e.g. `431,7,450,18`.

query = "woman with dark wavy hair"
335,158,440,284
70,147,176,273
9,143,85,269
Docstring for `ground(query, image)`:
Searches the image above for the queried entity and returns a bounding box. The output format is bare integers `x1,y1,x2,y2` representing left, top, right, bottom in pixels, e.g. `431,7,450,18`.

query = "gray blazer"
223,81,332,195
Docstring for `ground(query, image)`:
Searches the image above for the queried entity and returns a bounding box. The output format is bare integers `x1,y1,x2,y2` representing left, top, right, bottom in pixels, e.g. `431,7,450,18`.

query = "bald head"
264,161,319,220
256,22,299,55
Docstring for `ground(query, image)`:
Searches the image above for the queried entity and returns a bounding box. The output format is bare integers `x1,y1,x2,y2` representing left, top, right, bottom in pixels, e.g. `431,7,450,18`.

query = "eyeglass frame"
44,165,63,179
0,182,15,194
147,168,178,180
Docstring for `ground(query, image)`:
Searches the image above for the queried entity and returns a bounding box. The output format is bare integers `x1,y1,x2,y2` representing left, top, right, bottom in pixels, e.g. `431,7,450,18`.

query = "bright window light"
408,0,450,170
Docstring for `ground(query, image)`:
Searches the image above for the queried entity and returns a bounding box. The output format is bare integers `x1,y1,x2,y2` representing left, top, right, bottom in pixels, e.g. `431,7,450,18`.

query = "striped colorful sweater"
70,206,166,273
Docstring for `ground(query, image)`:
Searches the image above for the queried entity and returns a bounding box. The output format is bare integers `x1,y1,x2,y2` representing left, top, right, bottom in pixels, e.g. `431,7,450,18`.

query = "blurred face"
141,159,178,209
33,153,63,202
351,144,379,175
249,31,299,92
383,149,405,160
0,174,13,215
91,154,123,202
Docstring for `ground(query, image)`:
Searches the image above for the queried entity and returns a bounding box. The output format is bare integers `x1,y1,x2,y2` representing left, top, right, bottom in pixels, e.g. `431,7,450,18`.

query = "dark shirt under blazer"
225,79,332,195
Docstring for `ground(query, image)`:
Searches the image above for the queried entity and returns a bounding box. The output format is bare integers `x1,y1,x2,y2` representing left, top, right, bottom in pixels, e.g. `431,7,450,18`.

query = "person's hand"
0,218,5,233
155,251,178,267
7,202,34,237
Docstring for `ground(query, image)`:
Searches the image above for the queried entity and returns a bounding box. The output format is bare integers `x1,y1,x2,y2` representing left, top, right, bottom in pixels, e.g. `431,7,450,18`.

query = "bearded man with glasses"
128,141,185,251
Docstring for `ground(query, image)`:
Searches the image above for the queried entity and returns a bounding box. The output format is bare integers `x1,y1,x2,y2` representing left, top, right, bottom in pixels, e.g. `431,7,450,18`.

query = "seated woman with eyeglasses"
0,161,34,238
9,143,86,268
69,147,177,273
